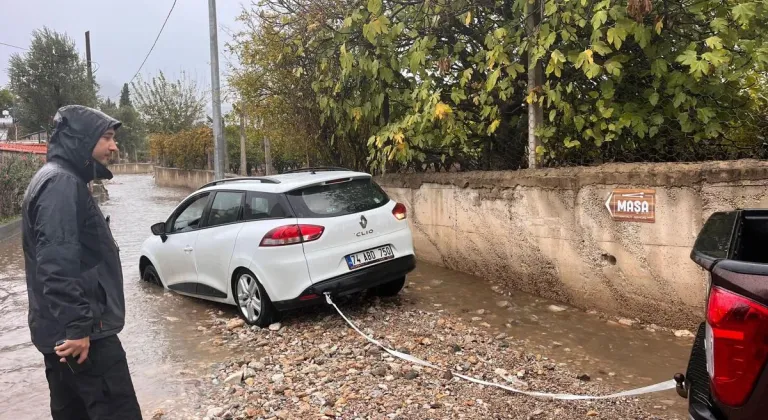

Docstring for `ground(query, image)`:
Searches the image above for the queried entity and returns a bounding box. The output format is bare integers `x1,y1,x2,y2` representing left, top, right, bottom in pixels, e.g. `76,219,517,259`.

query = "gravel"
153,297,681,419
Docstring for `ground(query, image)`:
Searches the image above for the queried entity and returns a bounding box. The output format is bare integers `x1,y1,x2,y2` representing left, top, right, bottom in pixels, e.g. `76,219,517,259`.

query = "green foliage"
8,27,97,134
230,0,768,171
119,84,132,108
149,126,213,170
99,94,147,161
132,71,206,134
0,88,13,112
0,153,45,219
224,111,265,174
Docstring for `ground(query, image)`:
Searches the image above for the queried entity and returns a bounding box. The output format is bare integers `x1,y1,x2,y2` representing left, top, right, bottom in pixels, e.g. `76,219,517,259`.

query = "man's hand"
55,337,90,364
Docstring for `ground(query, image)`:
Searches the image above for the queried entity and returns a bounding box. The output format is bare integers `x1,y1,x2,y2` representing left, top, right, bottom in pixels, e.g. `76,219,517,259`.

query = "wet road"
0,175,239,419
404,268,691,416
0,174,690,418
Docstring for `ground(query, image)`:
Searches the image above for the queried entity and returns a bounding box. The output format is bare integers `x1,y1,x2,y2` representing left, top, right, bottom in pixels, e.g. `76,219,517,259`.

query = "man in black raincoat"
22,105,142,419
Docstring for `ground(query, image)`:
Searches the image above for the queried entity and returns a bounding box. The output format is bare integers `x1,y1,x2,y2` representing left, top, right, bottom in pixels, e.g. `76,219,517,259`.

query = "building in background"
0,112,12,141
0,142,47,163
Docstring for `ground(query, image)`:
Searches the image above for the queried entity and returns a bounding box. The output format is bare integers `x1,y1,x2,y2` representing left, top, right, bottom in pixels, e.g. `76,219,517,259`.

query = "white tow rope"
324,293,676,400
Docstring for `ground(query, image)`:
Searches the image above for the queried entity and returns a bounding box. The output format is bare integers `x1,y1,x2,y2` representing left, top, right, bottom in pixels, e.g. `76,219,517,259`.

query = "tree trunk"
526,0,544,169
239,109,247,176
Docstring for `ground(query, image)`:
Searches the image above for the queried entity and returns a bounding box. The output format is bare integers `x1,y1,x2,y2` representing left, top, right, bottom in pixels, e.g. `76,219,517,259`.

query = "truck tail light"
392,203,407,220
260,224,324,247
705,286,768,406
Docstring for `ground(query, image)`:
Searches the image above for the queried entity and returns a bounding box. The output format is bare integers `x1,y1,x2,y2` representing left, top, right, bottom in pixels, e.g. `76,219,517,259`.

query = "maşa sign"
604,189,656,223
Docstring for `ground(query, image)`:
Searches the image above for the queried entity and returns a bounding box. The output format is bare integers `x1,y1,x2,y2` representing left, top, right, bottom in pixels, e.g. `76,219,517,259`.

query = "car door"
193,190,246,300
156,192,212,291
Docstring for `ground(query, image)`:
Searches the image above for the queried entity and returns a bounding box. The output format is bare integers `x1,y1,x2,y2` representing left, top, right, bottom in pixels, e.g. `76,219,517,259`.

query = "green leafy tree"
100,91,147,161
119,83,132,108
231,0,767,172
224,115,265,174
0,88,13,111
8,27,97,133
132,71,206,134
100,98,118,116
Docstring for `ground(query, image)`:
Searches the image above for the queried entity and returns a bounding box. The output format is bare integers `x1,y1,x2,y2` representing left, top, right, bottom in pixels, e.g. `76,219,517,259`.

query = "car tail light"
392,203,407,220
260,224,324,247
705,286,768,406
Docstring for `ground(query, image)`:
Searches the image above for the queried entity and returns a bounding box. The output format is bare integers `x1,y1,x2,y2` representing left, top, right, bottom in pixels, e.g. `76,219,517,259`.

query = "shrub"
149,126,213,170
0,153,44,220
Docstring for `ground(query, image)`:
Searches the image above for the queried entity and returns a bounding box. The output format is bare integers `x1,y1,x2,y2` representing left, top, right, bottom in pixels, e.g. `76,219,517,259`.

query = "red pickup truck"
676,209,768,419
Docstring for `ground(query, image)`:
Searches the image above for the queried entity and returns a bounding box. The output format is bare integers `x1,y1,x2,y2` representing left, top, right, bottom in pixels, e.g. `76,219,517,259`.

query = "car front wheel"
233,270,277,327
142,265,162,286
371,276,406,297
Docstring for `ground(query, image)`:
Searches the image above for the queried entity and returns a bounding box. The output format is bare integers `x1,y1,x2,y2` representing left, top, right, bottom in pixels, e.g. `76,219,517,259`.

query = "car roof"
197,170,372,194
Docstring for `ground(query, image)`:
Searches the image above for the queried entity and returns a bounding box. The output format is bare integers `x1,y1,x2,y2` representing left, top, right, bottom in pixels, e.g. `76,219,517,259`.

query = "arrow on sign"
605,192,614,217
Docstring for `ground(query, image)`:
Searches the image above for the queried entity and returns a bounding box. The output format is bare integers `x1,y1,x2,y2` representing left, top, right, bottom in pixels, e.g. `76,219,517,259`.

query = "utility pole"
526,0,543,169
261,116,273,175
264,136,272,175
85,30,95,193
85,31,93,87
208,0,225,180
239,105,247,176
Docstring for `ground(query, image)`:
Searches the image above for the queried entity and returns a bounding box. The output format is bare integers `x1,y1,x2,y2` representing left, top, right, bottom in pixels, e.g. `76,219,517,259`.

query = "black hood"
46,105,121,183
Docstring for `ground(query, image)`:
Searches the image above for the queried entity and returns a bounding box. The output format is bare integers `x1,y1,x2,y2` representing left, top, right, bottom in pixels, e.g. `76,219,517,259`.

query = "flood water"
0,174,690,418
0,175,237,419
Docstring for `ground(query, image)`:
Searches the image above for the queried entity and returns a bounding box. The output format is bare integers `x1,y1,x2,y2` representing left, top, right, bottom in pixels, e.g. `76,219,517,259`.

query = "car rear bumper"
272,254,416,311
685,323,721,420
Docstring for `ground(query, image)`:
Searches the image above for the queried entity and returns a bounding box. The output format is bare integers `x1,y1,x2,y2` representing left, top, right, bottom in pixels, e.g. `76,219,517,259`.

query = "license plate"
345,245,394,270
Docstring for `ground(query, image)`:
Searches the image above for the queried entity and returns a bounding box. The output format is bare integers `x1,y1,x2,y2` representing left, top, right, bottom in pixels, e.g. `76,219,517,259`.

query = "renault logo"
359,215,368,229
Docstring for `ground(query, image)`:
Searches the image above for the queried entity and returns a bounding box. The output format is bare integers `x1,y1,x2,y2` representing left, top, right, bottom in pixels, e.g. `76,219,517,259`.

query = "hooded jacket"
22,105,124,353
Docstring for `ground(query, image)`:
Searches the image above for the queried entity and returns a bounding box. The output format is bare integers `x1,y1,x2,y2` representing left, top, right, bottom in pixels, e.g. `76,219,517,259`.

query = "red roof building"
0,143,48,163
0,143,48,155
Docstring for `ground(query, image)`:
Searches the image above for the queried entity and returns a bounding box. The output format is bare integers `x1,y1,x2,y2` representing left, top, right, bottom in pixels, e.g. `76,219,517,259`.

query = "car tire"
372,276,406,297
233,269,277,328
142,264,162,286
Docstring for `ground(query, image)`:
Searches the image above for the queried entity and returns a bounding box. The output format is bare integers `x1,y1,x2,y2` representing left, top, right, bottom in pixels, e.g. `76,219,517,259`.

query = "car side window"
170,194,210,233
207,191,245,227
245,191,291,221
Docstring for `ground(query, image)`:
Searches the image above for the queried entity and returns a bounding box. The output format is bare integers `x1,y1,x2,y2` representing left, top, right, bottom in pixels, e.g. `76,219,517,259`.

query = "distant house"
0,116,12,141
0,142,47,163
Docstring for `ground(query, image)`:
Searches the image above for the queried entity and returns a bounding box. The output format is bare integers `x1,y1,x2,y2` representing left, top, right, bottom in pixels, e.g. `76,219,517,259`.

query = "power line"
1,39,101,69
121,0,178,96
0,41,27,50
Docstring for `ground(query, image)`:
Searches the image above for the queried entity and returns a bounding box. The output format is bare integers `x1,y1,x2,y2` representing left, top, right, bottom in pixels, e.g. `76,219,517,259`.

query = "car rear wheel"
142,265,162,286
371,276,406,297
233,270,277,327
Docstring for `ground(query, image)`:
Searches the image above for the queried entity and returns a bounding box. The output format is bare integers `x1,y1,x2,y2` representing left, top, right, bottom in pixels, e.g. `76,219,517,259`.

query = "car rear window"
286,177,389,218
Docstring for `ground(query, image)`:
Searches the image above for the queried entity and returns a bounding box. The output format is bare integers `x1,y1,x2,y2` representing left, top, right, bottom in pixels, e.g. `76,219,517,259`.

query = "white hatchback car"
139,168,416,326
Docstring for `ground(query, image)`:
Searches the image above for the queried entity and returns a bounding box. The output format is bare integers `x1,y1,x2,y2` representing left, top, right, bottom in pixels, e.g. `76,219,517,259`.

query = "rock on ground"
159,297,682,420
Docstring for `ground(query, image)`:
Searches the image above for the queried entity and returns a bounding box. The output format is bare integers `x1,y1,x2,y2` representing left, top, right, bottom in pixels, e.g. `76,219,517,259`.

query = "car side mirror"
151,222,168,243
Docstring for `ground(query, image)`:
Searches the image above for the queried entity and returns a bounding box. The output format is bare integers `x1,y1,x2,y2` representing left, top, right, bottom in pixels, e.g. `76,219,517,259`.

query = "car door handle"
183,246,193,253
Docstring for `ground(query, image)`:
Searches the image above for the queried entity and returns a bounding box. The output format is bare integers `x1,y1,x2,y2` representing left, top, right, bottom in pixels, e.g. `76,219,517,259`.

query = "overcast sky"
0,0,248,112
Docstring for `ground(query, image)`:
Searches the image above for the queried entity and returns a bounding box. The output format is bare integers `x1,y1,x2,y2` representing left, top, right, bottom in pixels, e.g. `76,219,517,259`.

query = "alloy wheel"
237,273,262,323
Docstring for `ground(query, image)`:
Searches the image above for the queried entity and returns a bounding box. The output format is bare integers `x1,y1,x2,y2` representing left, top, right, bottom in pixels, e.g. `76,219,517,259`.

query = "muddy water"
0,175,240,419
1,174,691,418
404,265,691,416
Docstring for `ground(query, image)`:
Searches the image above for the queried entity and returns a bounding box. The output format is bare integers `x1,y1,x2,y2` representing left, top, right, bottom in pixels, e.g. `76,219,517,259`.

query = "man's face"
92,128,118,165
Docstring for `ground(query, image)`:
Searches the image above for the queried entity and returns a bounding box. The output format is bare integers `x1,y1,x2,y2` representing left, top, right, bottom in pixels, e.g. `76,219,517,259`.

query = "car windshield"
286,177,389,218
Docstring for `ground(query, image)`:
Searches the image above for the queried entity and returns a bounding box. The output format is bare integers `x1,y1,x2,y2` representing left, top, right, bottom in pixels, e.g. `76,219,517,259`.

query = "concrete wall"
378,160,768,329
110,163,154,174
154,166,217,190
153,167,240,190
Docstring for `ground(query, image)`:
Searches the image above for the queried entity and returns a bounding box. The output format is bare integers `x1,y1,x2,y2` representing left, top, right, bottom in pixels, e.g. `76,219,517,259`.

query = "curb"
0,217,22,242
